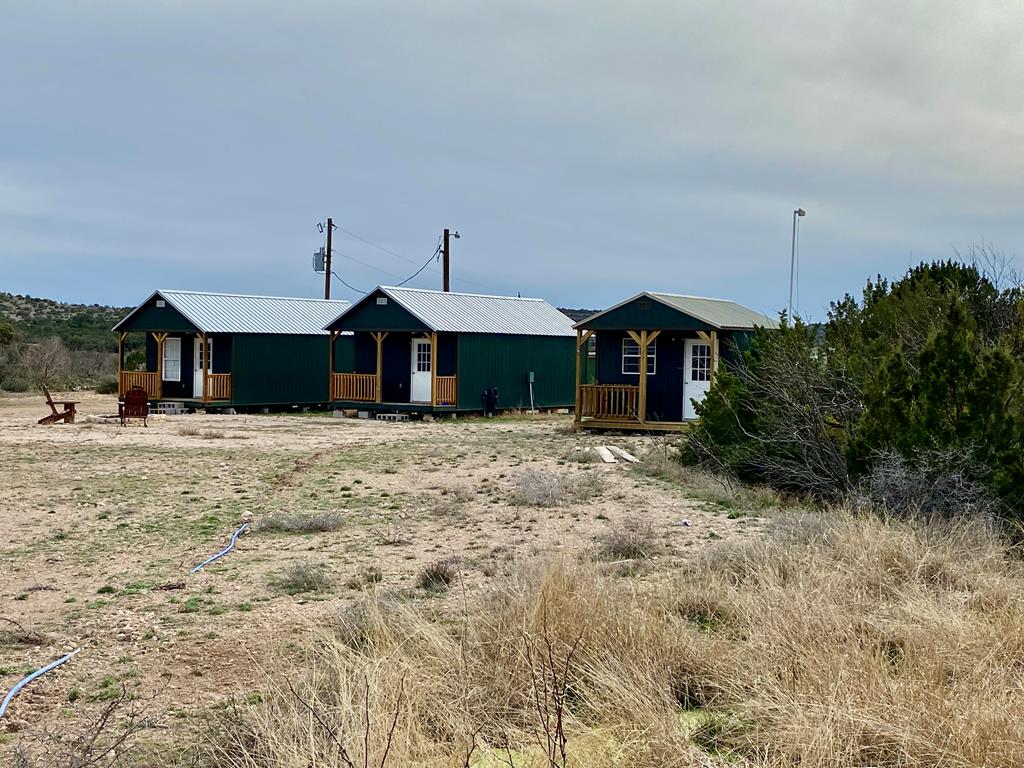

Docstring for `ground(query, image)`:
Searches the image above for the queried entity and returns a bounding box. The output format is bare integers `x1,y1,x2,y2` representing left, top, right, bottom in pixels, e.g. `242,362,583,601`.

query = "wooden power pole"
324,217,333,300
442,228,450,292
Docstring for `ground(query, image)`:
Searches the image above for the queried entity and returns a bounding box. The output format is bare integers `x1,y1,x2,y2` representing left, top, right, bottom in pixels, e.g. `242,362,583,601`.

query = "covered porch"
574,328,718,432
328,329,457,410
116,330,232,403
572,291,776,432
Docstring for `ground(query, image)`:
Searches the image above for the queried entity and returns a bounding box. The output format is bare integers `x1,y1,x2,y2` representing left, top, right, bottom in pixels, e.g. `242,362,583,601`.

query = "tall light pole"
789,208,806,320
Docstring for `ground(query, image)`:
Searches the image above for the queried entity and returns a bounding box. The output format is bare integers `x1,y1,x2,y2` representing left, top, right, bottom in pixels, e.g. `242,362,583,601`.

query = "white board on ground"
594,446,617,463
607,446,639,463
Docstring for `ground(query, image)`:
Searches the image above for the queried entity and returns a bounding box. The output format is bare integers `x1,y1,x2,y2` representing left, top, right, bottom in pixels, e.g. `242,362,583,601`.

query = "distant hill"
0,292,599,351
558,308,599,323
0,292,130,352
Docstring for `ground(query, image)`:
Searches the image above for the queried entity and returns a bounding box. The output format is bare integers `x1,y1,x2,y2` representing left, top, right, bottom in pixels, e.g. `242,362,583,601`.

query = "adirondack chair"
37,387,79,425
119,386,150,427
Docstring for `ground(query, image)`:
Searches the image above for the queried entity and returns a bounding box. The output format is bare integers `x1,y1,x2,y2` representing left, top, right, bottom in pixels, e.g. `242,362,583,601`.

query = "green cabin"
324,286,576,414
573,292,776,431
113,290,351,408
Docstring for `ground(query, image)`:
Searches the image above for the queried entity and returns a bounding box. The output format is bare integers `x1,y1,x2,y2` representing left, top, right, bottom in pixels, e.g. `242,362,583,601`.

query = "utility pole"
442,228,450,292
441,228,460,292
788,208,805,320
324,217,333,300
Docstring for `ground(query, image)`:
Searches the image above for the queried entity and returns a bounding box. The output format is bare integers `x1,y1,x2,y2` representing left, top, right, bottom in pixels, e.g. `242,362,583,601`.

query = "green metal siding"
118,296,198,333
230,334,330,406
456,334,575,410
577,296,711,332
326,288,429,333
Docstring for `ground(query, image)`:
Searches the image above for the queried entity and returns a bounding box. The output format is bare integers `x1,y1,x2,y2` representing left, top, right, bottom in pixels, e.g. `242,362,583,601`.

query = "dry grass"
511,468,603,507
416,559,458,593
200,508,1024,767
177,425,227,440
259,511,344,534
639,449,781,511
595,520,659,560
271,562,334,595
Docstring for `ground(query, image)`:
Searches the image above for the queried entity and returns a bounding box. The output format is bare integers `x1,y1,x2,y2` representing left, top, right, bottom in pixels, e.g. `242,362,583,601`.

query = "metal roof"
330,286,576,336
576,292,778,330
114,290,351,335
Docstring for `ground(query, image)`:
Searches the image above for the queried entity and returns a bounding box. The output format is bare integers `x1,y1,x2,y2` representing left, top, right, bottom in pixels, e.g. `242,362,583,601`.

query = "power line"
394,243,441,287
330,271,368,294
324,242,440,296
334,225,423,267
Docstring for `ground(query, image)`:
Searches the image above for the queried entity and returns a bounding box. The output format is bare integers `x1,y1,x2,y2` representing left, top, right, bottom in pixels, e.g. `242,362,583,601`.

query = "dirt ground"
0,392,767,759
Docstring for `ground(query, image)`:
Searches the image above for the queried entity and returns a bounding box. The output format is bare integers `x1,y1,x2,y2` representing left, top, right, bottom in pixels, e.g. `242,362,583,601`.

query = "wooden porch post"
638,330,648,424
574,329,582,421
117,332,127,396
429,331,438,407
201,333,209,402
372,332,388,404
328,331,337,400
574,330,594,423
152,333,167,399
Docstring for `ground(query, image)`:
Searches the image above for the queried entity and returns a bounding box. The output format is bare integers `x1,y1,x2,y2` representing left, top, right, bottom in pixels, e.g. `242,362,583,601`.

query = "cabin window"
162,337,181,382
155,299,166,308
690,343,712,382
415,341,432,372
622,337,656,375
376,297,388,305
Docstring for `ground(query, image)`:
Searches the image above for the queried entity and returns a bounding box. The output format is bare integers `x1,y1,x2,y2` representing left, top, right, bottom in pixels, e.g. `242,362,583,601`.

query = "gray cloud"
2,1,1022,317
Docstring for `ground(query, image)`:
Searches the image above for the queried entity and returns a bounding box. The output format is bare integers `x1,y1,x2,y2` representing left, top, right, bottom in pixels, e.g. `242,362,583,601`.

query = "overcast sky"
3,1,1023,319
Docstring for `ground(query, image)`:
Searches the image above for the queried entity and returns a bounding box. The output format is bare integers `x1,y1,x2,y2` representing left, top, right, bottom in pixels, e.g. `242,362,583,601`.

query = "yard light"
788,208,806,320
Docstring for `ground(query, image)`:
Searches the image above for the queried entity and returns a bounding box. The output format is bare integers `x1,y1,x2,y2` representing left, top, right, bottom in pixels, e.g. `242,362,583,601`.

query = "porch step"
376,413,410,422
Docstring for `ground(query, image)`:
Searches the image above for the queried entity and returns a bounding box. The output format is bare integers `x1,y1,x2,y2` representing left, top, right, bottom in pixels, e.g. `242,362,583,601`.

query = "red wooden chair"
37,387,79,425
119,386,150,426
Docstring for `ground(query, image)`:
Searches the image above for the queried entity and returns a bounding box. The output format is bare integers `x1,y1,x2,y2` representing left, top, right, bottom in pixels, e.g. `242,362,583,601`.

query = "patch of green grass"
97,585,116,594
182,596,204,613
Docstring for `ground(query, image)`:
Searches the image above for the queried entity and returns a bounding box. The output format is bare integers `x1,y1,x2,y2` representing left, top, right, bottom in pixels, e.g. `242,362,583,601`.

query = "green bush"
687,258,1024,520
95,376,118,394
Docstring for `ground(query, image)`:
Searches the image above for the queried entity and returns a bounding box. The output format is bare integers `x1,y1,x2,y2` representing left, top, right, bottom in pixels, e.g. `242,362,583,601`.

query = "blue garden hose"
0,648,81,721
190,522,249,574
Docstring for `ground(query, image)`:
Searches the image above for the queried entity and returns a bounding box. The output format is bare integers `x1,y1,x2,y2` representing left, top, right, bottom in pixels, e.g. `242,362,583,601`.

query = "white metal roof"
114,290,351,335
576,291,778,330
328,286,576,336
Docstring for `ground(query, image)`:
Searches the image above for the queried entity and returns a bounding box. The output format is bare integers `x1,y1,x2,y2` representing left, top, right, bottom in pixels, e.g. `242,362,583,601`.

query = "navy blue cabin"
573,292,776,431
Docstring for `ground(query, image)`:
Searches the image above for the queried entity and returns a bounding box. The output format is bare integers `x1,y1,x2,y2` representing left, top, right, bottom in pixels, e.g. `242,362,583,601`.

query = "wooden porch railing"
433,375,457,406
119,371,160,399
579,384,640,420
205,373,232,401
332,372,376,402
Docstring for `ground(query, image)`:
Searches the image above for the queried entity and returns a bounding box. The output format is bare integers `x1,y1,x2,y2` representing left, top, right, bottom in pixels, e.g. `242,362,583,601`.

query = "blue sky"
3,1,1022,320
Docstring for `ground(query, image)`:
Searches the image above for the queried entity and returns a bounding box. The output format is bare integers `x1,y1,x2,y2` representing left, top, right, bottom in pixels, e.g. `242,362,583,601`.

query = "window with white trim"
162,337,181,382
621,337,656,375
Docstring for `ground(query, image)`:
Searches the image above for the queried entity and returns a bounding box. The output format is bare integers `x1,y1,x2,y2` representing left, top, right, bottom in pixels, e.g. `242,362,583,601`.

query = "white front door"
410,338,432,403
683,338,712,420
193,337,212,398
